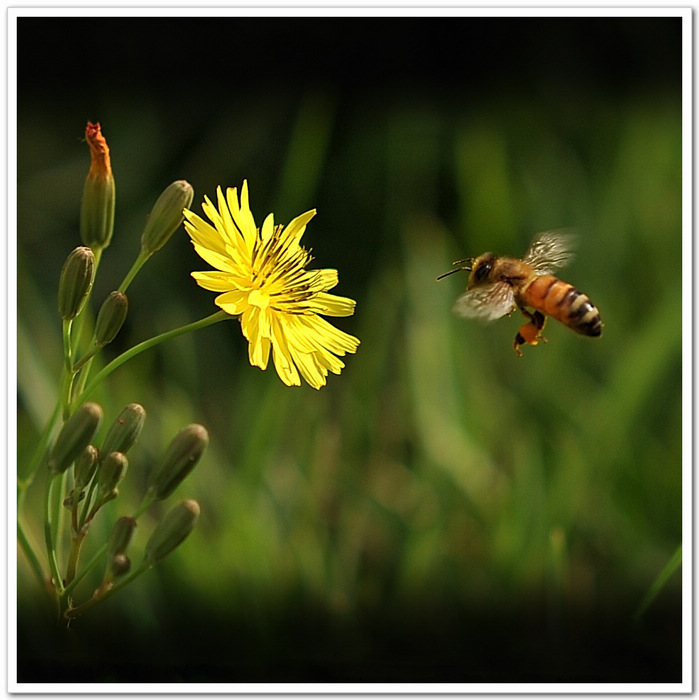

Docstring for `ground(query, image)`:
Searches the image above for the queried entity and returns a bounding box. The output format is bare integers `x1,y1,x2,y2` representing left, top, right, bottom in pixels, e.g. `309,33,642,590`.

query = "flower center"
248,288,270,309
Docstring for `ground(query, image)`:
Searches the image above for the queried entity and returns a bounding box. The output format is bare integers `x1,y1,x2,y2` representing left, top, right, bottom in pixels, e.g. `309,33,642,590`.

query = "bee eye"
473,259,492,284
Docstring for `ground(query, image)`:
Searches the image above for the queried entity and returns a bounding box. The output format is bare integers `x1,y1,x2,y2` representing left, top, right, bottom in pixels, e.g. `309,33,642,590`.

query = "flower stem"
119,249,150,293
62,319,73,373
65,497,88,585
60,322,76,420
43,474,64,597
64,561,150,621
76,311,231,404
18,399,61,492
62,541,107,598
17,521,47,591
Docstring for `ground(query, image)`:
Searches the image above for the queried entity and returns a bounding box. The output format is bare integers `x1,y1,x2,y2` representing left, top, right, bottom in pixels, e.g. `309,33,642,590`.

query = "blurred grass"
16,17,682,683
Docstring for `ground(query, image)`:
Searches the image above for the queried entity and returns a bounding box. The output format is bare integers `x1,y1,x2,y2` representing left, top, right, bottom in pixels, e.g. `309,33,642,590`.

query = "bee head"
468,253,496,287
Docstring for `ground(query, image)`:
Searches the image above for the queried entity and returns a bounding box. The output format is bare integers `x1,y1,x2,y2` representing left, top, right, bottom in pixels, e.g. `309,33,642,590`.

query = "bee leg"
513,311,548,356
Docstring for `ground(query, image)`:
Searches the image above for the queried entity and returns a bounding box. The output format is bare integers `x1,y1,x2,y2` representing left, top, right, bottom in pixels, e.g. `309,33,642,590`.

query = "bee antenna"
436,258,473,281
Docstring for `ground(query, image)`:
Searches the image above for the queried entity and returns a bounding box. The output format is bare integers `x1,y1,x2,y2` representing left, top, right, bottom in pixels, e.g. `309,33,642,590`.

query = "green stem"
71,356,97,411
18,521,47,591
62,319,73,373
18,399,61,492
78,479,98,532
64,494,157,598
119,249,151,293
62,541,107,598
76,311,231,404
17,397,63,584
64,561,151,621
60,322,76,421
65,497,87,585
634,543,682,620
43,475,64,596
72,346,100,373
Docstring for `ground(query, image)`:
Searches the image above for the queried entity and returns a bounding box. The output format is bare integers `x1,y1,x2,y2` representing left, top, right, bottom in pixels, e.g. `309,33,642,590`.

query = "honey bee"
438,230,602,356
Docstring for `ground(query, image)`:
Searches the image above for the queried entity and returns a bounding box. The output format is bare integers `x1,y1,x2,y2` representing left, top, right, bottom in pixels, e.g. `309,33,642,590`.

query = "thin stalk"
70,356,96,410
119,249,150,293
62,319,73,373
18,399,61,492
78,479,98,532
18,522,47,591
634,544,682,620
64,494,158,598
60,321,76,421
76,311,231,404
64,561,151,621
72,346,99,374
43,475,64,596
62,541,108,598
65,496,88,585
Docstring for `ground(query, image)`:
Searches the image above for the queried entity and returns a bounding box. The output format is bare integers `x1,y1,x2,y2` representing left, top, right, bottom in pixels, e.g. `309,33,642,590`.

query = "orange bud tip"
85,121,112,179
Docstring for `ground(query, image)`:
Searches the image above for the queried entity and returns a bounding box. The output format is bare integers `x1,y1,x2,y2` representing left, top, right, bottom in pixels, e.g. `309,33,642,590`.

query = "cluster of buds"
57,124,195,371
51,399,208,608
33,121,206,623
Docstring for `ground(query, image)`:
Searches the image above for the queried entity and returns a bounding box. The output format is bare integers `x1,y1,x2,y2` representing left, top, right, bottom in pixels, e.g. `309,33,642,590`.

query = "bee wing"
524,230,576,274
453,282,516,322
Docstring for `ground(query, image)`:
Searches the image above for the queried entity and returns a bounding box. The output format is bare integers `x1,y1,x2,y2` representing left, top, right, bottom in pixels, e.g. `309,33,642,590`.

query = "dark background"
17,15,683,684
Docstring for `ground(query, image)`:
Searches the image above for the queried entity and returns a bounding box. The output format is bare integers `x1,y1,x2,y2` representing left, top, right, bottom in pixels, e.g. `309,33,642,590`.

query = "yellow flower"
183,182,360,389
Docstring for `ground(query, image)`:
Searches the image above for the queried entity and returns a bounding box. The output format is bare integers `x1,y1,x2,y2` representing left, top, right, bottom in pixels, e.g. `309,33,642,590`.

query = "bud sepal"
100,403,146,459
145,499,200,564
145,424,208,502
58,247,95,321
141,180,194,256
48,402,103,476
94,291,129,347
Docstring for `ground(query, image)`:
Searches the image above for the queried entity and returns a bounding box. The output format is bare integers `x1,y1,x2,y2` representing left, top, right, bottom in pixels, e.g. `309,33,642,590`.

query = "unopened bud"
146,424,208,501
48,402,103,475
80,122,115,250
141,180,194,255
100,403,145,458
107,516,137,558
109,553,131,578
97,451,128,501
73,444,99,490
145,499,200,564
95,291,128,347
58,247,95,320
108,553,131,578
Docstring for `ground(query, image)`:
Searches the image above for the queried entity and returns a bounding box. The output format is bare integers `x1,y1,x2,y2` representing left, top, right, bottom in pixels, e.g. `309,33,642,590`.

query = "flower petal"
186,182,359,388
191,270,237,292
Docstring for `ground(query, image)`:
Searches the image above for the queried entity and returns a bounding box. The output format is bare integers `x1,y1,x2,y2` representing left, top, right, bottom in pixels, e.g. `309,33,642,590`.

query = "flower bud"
73,444,99,490
97,451,128,501
94,291,129,347
58,247,95,321
108,553,131,579
107,516,137,558
48,402,103,475
80,122,115,250
141,180,194,256
145,499,200,564
100,403,145,458
146,424,208,501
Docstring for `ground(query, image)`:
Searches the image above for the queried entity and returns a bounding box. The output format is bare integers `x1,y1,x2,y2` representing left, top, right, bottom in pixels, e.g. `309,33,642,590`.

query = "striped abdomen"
519,274,602,337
